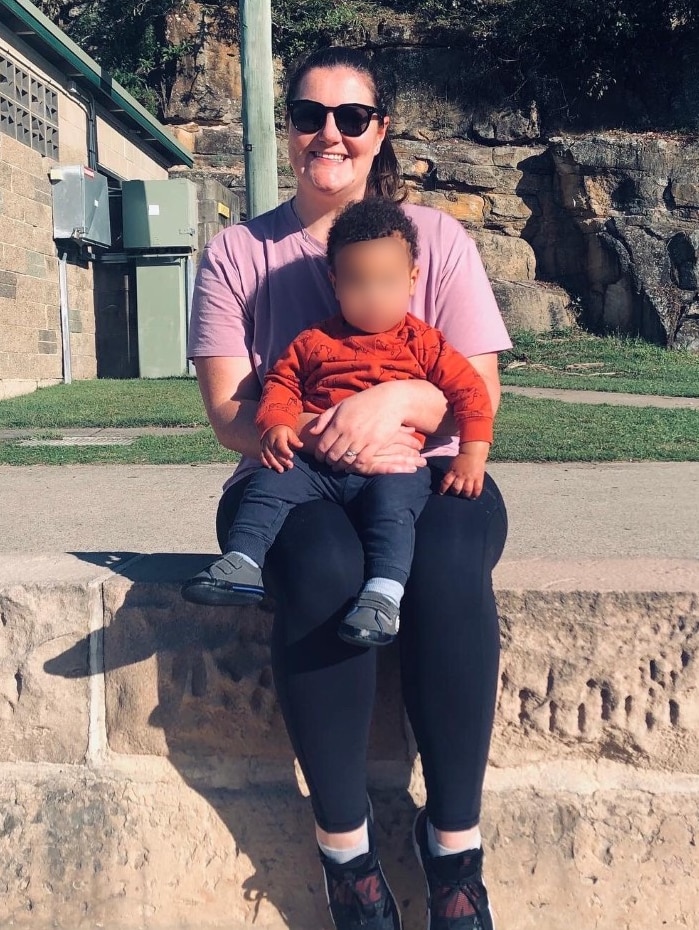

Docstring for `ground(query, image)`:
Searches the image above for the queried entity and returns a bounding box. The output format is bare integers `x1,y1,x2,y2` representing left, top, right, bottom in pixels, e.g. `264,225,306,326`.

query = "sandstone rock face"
161,10,699,347
165,4,243,124
490,280,574,332
545,135,699,347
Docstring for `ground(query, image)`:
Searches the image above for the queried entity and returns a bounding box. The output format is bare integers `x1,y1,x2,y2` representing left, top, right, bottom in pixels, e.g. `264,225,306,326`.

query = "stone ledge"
2,556,699,777
0,762,697,930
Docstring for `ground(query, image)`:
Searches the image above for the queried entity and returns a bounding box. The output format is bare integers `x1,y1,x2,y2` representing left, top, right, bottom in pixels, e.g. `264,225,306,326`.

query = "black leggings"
217,458,508,833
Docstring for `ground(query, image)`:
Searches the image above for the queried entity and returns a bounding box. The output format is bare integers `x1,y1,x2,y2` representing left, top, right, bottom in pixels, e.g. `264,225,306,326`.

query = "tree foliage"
36,0,699,126
35,0,192,113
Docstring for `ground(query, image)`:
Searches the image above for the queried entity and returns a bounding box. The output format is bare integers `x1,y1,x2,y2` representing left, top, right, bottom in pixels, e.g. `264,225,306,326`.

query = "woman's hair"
284,46,405,202
327,197,419,268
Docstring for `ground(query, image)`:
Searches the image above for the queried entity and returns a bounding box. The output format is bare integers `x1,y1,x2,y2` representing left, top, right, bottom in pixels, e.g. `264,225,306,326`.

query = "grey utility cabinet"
50,164,112,248
121,178,198,249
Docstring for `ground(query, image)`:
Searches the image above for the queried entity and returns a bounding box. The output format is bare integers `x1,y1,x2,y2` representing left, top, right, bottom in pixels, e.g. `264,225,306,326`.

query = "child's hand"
260,425,303,472
439,441,490,499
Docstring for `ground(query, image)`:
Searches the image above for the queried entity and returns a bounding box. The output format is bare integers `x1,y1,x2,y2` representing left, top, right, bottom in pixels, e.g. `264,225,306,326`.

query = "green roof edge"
1,0,194,168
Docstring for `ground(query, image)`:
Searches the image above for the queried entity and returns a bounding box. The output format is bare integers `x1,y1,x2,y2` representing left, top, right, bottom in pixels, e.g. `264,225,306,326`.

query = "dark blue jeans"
226,452,433,585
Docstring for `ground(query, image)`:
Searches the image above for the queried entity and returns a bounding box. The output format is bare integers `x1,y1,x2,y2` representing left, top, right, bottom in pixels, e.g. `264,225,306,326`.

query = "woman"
188,46,511,930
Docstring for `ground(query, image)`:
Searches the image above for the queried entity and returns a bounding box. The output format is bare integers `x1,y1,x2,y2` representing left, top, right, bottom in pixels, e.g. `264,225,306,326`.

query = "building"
0,0,199,398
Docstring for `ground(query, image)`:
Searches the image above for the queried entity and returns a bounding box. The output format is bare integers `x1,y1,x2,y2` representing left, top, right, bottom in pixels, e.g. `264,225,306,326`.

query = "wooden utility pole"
239,0,279,218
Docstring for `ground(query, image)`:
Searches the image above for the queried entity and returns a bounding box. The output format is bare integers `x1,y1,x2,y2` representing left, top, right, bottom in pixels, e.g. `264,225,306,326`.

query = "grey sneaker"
338,591,400,647
180,553,264,607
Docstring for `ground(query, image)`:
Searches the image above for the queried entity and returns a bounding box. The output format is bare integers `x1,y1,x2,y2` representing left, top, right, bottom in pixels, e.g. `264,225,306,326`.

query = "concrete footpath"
0,461,696,560
0,461,698,930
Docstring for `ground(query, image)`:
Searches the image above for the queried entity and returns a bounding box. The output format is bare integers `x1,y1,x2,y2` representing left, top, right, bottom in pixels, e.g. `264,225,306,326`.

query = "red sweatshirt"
255,312,494,445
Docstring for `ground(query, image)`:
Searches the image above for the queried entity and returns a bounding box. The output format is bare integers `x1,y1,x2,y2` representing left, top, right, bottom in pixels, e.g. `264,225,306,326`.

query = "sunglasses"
288,99,384,137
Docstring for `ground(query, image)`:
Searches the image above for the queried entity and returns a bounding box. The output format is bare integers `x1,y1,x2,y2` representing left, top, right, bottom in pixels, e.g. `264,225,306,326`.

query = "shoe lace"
331,868,384,926
433,867,487,922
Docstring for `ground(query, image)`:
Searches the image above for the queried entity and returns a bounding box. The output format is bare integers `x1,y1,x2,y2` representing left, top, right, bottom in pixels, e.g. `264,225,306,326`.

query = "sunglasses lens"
334,105,372,137
289,101,326,133
289,101,377,137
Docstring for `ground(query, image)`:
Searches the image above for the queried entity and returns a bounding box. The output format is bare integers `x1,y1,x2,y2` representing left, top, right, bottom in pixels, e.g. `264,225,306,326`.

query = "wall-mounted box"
122,179,198,250
50,165,112,248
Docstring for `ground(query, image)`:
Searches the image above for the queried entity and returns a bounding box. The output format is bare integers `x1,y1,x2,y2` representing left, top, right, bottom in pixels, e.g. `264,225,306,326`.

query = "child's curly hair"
327,197,420,268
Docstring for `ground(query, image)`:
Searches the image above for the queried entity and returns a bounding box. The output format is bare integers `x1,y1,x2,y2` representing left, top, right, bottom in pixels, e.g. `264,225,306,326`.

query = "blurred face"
330,235,419,334
287,66,388,204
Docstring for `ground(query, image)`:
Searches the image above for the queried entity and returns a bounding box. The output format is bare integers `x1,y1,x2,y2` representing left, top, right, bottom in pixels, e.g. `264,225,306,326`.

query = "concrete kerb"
1,553,699,928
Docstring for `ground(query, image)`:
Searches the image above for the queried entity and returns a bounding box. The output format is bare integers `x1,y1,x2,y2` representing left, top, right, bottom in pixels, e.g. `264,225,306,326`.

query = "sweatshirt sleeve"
255,337,308,436
423,332,494,444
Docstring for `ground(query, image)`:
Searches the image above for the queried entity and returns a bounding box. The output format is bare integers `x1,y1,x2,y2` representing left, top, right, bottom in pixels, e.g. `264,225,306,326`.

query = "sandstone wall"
1,554,698,929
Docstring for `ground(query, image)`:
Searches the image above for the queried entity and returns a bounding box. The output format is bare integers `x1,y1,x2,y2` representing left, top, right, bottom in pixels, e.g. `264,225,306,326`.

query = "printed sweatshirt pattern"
255,312,494,445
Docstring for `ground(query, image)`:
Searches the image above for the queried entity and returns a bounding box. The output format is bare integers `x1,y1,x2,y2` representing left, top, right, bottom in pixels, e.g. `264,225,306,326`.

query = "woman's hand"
309,382,422,467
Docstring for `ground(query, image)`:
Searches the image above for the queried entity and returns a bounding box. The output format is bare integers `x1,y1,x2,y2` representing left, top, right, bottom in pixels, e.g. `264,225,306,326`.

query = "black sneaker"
180,553,265,606
338,591,400,647
320,820,402,929
413,809,494,930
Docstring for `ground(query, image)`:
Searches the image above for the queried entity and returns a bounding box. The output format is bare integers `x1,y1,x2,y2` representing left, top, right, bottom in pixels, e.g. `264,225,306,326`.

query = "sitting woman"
187,45,511,930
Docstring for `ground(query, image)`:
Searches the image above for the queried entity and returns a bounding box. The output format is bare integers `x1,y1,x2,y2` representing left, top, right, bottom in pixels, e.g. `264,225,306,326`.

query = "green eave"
1,0,193,168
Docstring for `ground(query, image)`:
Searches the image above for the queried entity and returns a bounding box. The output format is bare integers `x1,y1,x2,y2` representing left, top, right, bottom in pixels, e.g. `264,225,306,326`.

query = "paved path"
2,462,697,560
501,385,699,408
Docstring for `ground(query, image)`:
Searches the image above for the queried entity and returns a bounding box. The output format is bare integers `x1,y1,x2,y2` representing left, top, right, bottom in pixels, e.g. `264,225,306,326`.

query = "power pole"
239,0,279,218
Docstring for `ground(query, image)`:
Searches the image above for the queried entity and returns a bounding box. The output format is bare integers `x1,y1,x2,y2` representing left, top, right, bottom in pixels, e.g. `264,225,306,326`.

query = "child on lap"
181,198,494,646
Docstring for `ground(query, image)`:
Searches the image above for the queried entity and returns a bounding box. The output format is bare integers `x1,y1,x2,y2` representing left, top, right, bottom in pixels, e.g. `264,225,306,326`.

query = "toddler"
182,197,494,646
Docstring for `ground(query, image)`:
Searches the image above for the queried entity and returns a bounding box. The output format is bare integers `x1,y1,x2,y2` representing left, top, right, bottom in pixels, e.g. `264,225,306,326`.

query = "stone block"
485,193,533,222
470,229,537,280
0,189,24,222
0,134,43,172
0,767,697,930
0,579,94,763
0,379,39,400
434,163,506,191
195,126,246,158
493,584,699,771
0,325,39,354
491,280,575,331
405,188,485,224
22,198,53,229
70,355,97,381
25,250,48,278
9,166,39,200
671,180,699,209
101,556,409,777
0,269,17,300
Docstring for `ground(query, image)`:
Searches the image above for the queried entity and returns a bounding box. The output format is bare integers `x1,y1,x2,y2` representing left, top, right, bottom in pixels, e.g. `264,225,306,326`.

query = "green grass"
500,330,699,397
0,377,208,428
0,396,696,464
0,429,239,465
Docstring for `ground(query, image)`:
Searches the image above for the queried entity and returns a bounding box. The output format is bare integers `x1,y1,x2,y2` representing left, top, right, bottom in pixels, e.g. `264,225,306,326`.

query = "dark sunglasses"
288,99,384,137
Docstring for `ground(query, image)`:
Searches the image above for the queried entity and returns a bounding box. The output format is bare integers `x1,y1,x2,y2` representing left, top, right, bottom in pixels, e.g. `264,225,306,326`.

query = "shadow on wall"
43,551,423,930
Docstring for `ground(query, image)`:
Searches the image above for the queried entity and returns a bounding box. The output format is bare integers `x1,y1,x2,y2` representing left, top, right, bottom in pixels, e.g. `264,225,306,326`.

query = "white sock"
318,819,370,864
362,577,404,606
427,819,482,857
228,551,260,568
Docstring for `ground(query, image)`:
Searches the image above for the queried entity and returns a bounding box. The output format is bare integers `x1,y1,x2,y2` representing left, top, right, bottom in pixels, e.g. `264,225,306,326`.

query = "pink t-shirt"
188,199,512,486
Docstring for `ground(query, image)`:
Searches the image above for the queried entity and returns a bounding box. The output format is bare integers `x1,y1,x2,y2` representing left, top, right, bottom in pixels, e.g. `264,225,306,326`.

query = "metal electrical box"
135,258,189,378
122,179,198,249
50,165,112,248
